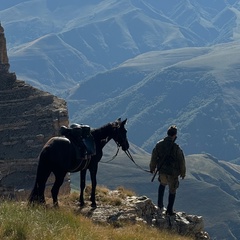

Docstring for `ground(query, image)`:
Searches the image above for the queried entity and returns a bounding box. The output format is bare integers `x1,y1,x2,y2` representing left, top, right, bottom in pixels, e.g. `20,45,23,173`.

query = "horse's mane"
91,122,113,133
90,122,114,143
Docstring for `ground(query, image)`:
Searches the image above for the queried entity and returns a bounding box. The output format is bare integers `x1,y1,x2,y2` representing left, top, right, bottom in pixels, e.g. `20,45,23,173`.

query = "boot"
157,184,165,209
166,193,176,216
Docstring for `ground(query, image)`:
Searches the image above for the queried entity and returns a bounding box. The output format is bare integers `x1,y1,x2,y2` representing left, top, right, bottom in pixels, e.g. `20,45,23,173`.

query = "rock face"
0,23,69,197
79,191,210,240
0,23,9,72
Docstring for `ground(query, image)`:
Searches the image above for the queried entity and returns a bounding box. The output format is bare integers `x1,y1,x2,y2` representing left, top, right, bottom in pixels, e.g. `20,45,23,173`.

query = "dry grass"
70,185,135,207
0,185,193,240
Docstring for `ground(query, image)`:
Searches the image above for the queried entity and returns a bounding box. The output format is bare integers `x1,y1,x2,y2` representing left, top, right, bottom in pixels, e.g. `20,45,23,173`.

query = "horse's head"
112,118,129,151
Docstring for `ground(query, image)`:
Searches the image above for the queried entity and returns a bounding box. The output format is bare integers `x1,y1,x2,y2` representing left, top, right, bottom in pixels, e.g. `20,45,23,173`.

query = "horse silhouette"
79,118,130,207
28,118,129,207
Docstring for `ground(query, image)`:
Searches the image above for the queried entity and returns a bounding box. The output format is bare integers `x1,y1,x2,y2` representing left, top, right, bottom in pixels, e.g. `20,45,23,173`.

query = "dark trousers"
158,182,176,215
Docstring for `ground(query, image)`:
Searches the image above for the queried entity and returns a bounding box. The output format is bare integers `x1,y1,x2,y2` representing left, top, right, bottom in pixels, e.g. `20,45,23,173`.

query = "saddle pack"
60,123,96,160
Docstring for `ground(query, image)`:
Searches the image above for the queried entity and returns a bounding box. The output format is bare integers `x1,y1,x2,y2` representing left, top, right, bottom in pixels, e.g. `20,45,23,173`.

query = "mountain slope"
3,2,240,160
69,42,240,160
2,0,240,94
9,33,104,93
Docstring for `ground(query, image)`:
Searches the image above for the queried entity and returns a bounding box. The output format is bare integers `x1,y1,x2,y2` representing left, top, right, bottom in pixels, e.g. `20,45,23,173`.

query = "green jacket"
150,136,186,177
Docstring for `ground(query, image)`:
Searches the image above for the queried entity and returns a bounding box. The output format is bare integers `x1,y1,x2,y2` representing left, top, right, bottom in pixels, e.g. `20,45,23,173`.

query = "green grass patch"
0,187,193,240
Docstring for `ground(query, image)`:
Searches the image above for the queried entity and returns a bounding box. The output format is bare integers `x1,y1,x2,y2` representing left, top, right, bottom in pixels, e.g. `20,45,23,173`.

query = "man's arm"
178,148,186,179
149,147,158,173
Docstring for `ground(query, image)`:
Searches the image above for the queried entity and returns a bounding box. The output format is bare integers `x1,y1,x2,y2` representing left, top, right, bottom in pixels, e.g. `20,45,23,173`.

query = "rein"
102,140,150,173
101,146,120,163
124,149,151,173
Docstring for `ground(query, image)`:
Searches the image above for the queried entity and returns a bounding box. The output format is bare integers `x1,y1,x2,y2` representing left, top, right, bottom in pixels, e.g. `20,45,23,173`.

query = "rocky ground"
51,187,211,240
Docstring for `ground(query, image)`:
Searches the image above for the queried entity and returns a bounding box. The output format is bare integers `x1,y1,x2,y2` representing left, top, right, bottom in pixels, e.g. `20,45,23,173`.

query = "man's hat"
167,125,177,136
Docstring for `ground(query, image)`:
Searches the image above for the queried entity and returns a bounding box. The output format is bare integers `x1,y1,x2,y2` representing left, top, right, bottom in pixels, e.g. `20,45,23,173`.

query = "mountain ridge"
68,42,240,160
3,0,240,93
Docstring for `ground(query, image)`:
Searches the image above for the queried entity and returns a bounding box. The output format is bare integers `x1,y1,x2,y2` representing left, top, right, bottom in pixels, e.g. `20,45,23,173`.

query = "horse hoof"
91,203,97,208
53,202,59,208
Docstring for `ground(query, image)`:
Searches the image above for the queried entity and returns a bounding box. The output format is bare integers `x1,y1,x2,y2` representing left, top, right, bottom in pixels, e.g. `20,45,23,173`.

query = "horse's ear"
113,118,120,127
114,118,127,127
121,118,127,126
114,118,122,127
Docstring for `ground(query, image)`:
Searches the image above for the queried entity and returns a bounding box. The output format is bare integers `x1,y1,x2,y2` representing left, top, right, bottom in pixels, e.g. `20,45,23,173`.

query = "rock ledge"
78,191,210,240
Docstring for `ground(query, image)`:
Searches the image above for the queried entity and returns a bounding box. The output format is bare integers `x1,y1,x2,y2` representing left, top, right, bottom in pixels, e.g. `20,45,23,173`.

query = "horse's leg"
28,176,50,204
89,163,98,208
79,169,87,207
51,171,66,207
37,172,51,204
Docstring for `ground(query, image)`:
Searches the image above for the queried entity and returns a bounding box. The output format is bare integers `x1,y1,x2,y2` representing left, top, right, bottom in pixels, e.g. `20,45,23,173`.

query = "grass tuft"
0,186,193,240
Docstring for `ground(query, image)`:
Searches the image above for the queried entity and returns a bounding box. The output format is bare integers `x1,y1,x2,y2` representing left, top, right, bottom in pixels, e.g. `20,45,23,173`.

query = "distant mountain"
1,1,240,239
9,33,104,94
69,43,240,161
1,0,240,93
71,147,240,240
1,0,240,160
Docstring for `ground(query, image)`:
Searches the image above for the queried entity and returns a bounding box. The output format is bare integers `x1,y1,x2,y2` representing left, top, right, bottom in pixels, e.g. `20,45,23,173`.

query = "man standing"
150,125,186,215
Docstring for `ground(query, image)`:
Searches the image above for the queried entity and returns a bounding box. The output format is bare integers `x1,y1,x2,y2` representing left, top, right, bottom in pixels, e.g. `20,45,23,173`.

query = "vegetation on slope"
0,186,193,240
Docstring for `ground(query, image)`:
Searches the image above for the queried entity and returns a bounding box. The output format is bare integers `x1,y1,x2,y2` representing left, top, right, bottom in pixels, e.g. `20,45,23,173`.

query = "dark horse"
79,118,130,207
28,118,129,207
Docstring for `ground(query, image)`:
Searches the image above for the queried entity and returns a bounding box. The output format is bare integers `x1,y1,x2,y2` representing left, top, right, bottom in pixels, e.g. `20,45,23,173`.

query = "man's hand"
180,175,185,179
150,169,156,174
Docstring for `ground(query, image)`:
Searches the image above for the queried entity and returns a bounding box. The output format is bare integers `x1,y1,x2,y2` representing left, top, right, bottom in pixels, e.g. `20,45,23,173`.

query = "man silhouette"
150,125,186,215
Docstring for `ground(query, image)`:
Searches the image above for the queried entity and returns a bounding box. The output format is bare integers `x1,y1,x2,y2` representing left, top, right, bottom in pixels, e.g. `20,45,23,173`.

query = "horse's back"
40,136,94,173
44,136,71,148
39,137,73,168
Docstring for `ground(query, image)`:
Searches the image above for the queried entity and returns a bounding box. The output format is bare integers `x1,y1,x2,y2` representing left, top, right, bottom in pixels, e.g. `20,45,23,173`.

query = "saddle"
60,123,96,160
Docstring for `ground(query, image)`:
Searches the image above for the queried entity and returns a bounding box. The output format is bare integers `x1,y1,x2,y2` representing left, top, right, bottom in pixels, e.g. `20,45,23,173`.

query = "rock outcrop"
0,23,9,72
78,190,210,240
0,23,69,197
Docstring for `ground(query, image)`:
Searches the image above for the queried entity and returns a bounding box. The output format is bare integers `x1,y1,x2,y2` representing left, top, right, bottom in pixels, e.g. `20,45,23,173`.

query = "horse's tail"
28,148,51,204
28,180,39,204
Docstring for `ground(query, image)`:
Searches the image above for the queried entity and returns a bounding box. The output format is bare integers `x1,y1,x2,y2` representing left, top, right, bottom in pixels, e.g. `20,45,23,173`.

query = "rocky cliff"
77,188,210,240
0,23,69,197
